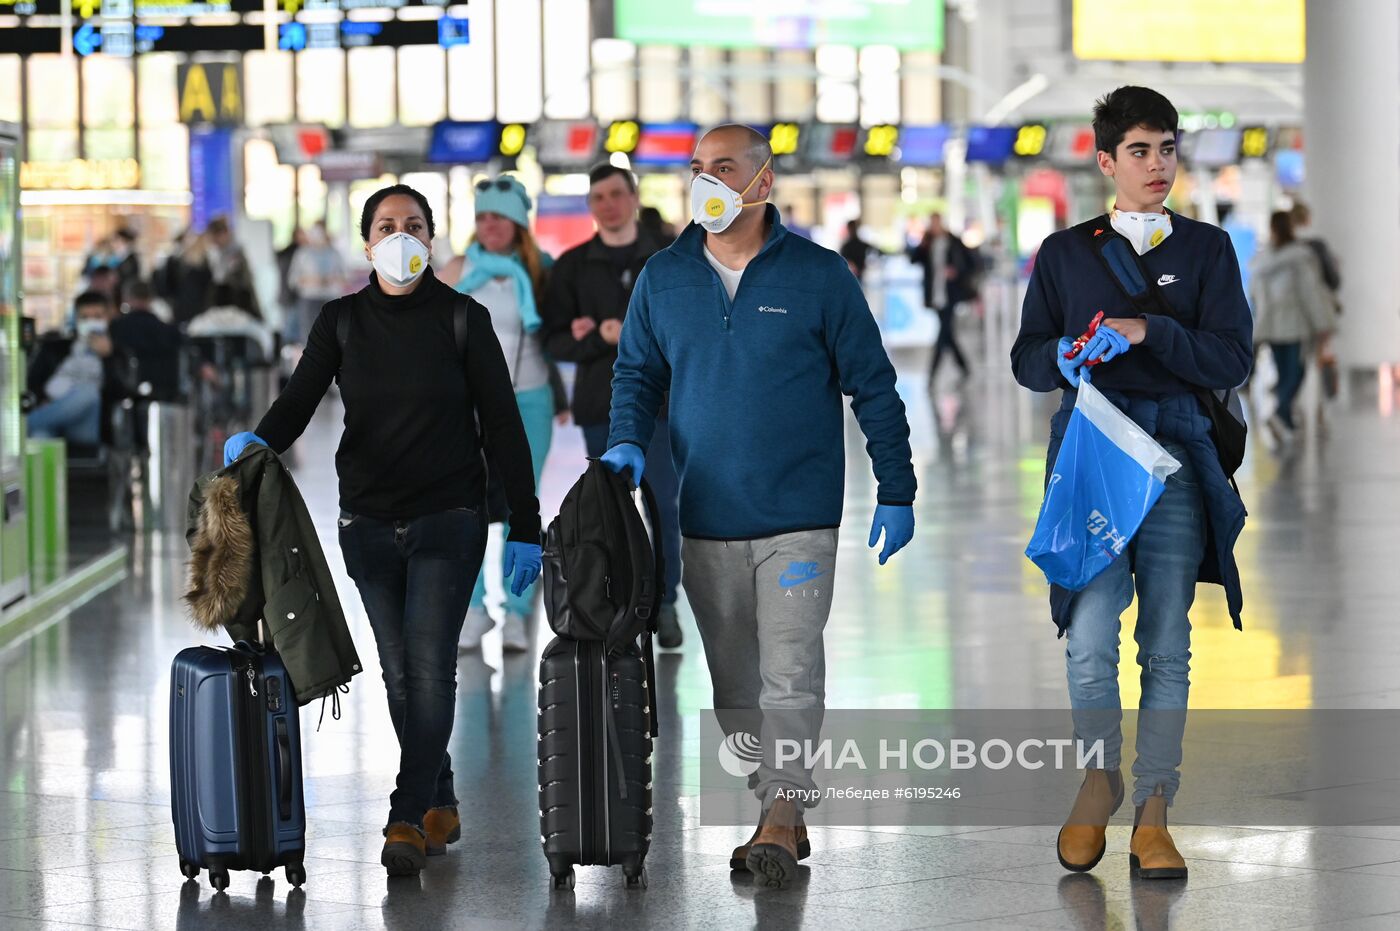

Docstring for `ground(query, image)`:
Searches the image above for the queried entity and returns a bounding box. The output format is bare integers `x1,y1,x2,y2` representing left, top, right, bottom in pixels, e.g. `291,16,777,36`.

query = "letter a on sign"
180,64,217,124
220,65,242,122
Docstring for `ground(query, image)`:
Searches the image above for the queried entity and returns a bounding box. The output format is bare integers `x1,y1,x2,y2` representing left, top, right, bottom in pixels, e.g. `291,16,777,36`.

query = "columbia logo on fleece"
758,306,788,314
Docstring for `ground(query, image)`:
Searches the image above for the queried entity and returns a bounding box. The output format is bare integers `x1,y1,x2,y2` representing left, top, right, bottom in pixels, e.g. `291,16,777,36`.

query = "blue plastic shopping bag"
1025,382,1181,591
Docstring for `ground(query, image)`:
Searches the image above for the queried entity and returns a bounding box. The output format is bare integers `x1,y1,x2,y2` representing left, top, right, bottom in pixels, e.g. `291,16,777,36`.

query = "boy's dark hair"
1093,86,1179,156
359,184,436,241
74,290,110,312
588,163,637,193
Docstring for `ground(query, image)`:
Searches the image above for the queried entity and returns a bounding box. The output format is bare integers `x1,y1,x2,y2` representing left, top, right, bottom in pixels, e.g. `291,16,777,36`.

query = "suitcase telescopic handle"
275,718,293,821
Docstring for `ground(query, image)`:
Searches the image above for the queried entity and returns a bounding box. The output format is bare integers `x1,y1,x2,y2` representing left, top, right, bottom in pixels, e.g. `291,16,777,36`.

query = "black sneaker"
657,603,683,649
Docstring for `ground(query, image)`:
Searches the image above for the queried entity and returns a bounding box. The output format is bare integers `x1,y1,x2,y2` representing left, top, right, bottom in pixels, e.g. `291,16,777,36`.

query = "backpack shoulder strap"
452,293,471,361
1081,214,1182,322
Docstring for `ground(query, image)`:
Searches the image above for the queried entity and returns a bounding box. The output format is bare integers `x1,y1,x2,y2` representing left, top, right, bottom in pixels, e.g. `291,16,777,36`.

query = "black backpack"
542,461,663,652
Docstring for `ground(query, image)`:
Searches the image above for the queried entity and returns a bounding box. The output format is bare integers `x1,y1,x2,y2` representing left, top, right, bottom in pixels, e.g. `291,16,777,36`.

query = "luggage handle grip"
275,718,293,821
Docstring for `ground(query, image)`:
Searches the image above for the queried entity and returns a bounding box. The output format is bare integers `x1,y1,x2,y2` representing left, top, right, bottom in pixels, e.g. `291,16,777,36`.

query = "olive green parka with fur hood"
184,445,361,705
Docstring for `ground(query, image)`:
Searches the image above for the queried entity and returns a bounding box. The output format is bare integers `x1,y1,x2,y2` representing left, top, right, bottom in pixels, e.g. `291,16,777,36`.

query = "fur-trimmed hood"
184,474,254,631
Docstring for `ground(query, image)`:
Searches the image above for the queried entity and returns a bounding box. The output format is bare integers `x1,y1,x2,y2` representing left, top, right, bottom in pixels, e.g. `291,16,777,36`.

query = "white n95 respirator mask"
1111,209,1173,256
371,232,431,287
690,156,772,234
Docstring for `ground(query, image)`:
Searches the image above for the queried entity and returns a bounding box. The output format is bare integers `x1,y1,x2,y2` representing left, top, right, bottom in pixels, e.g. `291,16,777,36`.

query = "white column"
1303,0,1400,370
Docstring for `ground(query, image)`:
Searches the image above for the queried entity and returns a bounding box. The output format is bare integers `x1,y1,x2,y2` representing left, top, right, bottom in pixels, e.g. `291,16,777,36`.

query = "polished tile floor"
3,346,1400,930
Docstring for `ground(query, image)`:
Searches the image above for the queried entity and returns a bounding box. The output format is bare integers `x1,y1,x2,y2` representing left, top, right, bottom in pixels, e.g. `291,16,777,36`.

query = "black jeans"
339,506,487,828
929,302,969,377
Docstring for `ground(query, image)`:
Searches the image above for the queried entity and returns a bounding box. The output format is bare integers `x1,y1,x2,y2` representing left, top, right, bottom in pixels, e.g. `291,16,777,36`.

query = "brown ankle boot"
1130,787,1187,880
423,806,461,856
1057,768,1125,872
745,799,803,888
382,822,427,876
730,812,811,870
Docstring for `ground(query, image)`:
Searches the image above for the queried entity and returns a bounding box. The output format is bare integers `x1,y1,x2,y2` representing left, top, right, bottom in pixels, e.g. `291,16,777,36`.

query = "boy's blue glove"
224,431,268,466
1082,326,1130,364
1056,337,1092,388
600,442,645,488
504,542,543,597
868,504,915,565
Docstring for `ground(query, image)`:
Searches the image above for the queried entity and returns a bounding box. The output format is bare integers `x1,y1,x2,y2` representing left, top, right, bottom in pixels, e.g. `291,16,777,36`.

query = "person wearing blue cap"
442,175,560,654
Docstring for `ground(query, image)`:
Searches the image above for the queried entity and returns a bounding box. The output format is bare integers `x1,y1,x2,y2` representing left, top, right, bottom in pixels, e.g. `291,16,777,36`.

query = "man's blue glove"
868,505,915,565
1056,337,1092,388
599,442,645,488
504,541,543,597
1082,326,1130,364
224,431,268,467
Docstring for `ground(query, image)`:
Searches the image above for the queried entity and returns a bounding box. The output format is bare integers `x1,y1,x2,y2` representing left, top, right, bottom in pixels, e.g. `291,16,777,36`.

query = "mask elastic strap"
738,155,773,207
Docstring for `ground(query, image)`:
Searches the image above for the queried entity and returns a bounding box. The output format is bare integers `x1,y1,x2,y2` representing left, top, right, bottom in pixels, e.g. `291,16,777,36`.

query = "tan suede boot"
1057,768,1125,872
1130,787,1187,880
423,806,461,856
745,799,803,888
381,822,427,876
730,812,811,870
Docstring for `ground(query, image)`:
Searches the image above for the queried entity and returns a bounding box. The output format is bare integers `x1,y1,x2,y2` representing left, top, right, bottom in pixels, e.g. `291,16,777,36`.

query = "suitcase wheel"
624,866,648,890
178,859,199,881
550,868,575,891
285,863,306,887
209,868,230,892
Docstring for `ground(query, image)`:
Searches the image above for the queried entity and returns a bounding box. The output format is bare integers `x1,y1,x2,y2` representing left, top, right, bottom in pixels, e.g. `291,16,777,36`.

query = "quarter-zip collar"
673,204,789,328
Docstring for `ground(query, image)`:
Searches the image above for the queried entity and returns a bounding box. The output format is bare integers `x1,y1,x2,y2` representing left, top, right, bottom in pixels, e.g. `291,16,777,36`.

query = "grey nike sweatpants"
682,528,839,809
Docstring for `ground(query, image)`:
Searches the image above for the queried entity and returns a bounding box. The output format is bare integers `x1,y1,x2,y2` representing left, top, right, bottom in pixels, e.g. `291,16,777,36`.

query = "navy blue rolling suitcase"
170,642,307,890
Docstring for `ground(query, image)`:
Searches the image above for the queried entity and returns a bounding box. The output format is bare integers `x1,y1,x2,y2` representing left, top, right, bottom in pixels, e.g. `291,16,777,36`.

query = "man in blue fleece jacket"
602,124,916,888
1011,87,1252,883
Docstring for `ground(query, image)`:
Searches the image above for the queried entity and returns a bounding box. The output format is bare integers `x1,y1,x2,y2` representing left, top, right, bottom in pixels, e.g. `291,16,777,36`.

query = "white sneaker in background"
458,607,494,652
501,612,530,653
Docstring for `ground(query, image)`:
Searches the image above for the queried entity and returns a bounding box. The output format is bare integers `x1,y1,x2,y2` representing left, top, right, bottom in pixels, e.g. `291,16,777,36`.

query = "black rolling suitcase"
539,637,655,889
538,464,663,890
170,640,307,891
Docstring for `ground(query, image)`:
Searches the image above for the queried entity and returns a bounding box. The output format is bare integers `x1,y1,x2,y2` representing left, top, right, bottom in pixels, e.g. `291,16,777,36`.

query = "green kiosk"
0,121,29,607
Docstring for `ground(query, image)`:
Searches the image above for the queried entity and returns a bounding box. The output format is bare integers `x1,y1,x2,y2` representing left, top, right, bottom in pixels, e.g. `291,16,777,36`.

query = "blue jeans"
470,385,553,616
1270,342,1305,429
583,417,682,606
339,506,487,827
28,383,101,447
1064,441,1205,806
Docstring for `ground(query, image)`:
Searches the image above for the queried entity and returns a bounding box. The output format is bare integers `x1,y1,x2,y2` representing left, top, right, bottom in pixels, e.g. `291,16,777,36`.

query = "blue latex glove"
1082,326,1130,364
504,541,543,597
868,504,915,565
599,442,645,488
1056,337,1092,388
224,431,268,467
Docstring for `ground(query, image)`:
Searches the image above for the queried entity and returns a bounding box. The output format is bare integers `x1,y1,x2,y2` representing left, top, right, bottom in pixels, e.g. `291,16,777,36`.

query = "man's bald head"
695,124,773,174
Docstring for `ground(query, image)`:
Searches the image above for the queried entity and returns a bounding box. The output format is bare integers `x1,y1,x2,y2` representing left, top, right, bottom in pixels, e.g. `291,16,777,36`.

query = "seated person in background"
110,279,187,401
27,291,132,449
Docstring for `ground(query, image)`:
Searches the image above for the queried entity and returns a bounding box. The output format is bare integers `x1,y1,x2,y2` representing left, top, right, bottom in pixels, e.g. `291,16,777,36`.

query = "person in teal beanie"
442,175,561,654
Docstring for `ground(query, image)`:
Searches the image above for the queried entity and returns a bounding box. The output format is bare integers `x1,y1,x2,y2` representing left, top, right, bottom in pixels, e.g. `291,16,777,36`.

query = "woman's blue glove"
1082,326,1130,364
868,504,915,565
1056,337,1092,388
224,431,268,466
599,442,645,488
504,541,543,597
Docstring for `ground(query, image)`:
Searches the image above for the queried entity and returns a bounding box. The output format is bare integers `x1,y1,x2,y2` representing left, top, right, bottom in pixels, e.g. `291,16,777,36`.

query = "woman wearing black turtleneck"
224,184,542,877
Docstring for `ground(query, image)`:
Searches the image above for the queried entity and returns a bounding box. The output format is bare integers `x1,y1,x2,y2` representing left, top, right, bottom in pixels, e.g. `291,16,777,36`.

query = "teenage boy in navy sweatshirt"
602,124,917,889
1011,86,1251,881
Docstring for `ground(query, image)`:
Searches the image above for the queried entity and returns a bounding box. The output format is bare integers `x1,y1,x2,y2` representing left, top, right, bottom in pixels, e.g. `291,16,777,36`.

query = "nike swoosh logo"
1157,275,1179,286
779,569,827,588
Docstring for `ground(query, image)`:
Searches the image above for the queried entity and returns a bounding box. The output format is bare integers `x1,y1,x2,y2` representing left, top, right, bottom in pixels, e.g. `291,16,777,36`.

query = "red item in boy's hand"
1063,311,1106,367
